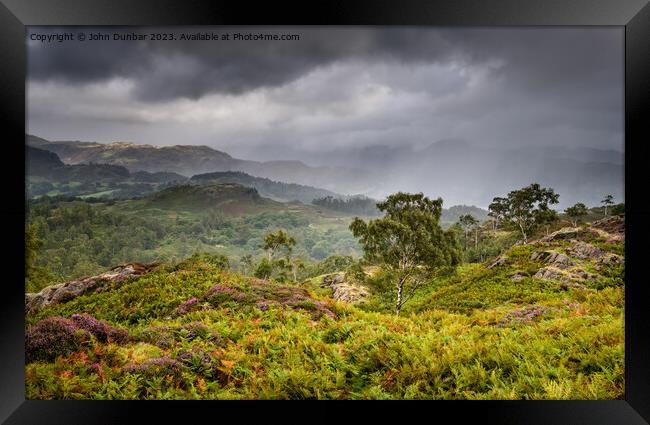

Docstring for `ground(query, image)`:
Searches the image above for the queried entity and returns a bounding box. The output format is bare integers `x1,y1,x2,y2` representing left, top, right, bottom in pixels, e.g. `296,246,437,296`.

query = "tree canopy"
565,202,589,227
491,183,559,244
350,192,461,315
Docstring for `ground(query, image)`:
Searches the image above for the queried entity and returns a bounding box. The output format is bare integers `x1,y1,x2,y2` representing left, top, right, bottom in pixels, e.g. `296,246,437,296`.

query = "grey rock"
531,251,574,269
320,273,369,304
26,263,157,313
568,242,606,260
487,256,508,269
533,267,564,281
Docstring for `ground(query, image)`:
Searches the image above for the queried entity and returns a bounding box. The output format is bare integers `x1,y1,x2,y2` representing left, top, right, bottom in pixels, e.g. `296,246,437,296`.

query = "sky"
27,26,624,164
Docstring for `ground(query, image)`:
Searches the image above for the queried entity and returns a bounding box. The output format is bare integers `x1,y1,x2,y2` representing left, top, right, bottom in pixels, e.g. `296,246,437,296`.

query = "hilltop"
25,216,624,399
189,171,339,204
145,183,279,214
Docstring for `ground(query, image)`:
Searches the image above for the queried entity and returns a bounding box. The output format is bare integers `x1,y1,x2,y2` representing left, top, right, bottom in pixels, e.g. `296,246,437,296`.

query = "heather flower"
179,322,211,340
26,316,89,362
205,284,253,305
124,357,185,385
71,313,129,343
177,297,200,315
134,326,173,349
257,301,269,312
497,306,550,327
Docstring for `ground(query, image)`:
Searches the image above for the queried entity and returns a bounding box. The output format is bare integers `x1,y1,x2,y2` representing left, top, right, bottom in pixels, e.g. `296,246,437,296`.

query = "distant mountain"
359,139,623,209
26,146,65,174
26,145,187,199
27,146,130,182
229,139,623,209
27,135,370,194
190,171,339,204
146,183,281,214
28,135,624,208
130,171,188,184
441,205,489,223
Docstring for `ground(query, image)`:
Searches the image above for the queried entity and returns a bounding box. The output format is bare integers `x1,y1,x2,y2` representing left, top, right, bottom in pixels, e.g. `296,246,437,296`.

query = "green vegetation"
350,193,461,315
313,195,380,216
489,183,559,243
24,173,625,400
27,146,188,200
25,219,624,399
565,203,589,227
26,190,363,287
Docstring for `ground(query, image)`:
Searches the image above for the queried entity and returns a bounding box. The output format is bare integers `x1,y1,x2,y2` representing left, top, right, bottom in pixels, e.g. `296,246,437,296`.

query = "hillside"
145,183,278,213
25,216,623,399
190,171,339,204
28,135,623,207
27,135,369,194
26,187,362,282
27,145,188,200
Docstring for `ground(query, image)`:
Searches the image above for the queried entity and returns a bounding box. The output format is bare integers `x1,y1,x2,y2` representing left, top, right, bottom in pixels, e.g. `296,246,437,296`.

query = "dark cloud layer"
28,27,621,103
26,26,624,205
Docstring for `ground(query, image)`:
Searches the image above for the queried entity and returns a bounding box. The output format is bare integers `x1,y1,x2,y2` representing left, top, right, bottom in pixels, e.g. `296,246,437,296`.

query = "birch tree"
349,192,461,316
493,183,559,244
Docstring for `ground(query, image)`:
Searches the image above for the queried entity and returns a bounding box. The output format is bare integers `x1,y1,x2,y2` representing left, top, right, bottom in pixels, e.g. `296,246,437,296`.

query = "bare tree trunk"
474,229,478,248
396,278,404,316
518,222,527,244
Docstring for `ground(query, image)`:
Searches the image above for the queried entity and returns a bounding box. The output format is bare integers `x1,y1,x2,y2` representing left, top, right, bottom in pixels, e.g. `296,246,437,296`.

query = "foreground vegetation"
25,214,624,399
24,167,625,400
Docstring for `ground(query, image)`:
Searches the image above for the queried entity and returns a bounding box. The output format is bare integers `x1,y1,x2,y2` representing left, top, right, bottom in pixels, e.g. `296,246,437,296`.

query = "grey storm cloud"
26,26,623,158
28,27,456,101
28,27,621,103
26,26,624,207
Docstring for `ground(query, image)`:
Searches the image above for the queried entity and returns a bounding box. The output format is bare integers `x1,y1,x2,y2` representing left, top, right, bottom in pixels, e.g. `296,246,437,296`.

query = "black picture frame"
1,0,649,423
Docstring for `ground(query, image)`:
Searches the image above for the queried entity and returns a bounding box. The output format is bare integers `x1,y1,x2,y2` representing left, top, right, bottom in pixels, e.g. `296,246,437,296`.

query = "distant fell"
27,135,369,194
190,171,339,203
146,183,281,213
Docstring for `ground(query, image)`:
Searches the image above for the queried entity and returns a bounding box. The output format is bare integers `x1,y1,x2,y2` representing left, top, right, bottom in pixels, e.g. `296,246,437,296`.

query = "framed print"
1,0,649,423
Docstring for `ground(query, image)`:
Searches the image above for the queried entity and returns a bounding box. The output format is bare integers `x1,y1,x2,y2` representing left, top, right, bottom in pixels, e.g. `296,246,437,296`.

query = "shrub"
71,313,129,343
26,317,89,362
123,357,186,387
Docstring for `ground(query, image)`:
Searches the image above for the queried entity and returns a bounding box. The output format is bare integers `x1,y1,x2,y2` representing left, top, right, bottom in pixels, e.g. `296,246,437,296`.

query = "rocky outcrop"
568,269,598,281
568,242,606,260
531,251,574,269
509,272,526,281
539,227,598,243
533,267,564,281
591,215,625,236
320,273,369,304
26,263,158,313
597,253,624,266
487,256,508,269
567,242,623,266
